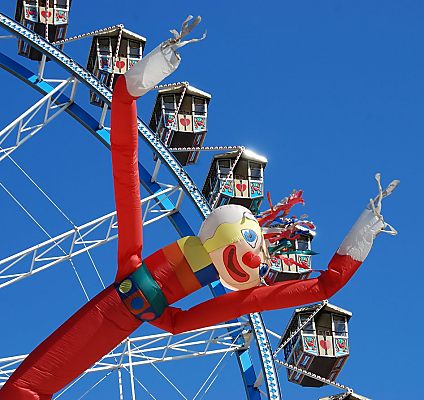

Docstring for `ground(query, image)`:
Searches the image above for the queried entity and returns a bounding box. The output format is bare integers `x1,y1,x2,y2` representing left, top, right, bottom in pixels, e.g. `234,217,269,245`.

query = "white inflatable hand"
337,173,399,262
125,16,206,98
368,173,399,236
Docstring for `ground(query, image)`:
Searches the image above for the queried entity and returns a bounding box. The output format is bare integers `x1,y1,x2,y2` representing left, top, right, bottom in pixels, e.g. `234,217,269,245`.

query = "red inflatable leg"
0,286,141,400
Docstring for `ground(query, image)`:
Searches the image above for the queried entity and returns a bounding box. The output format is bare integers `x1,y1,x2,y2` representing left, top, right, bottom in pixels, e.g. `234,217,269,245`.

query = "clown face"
199,205,270,290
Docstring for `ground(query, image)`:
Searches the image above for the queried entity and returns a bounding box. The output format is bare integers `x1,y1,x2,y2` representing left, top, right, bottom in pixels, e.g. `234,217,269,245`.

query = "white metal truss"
0,184,183,289
0,77,77,162
143,183,184,224
93,321,247,373
0,321,249,389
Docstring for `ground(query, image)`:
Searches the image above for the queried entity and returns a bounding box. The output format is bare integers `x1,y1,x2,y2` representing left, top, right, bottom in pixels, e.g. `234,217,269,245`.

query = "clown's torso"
115,236,219,321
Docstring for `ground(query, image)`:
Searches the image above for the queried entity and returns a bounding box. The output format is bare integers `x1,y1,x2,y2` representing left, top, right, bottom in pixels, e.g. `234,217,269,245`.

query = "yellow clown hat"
199,205,261,253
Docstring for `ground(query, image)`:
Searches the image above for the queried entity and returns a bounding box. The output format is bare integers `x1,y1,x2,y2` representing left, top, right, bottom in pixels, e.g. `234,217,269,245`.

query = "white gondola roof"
212,149,268,164
95,27,146,43
320,393,370,400
295,302,352,318
158,84,212,100
243,149,268,163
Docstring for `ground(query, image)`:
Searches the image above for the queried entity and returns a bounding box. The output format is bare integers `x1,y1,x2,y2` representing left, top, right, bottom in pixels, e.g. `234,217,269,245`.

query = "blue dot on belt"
131,297,144,310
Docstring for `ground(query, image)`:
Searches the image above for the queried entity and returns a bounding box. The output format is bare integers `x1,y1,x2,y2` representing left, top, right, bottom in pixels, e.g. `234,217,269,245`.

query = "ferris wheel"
0,3,370,400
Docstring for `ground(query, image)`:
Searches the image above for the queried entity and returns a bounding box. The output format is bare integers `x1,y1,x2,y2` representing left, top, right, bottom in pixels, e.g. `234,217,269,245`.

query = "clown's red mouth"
223,245,249,283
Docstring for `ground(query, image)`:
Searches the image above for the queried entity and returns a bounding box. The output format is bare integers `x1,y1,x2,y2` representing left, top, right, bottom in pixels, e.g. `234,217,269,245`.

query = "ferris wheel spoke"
2,152,104,296
142,355,188,400
74,371,114,400
0,77,77,162
54,366,95,399
121,364,158,400
192,339,235,400
0,184,186,289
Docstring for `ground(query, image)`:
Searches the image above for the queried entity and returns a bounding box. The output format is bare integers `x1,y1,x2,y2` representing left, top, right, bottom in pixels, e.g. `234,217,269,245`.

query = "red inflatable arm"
153,207,386,334
152,253,359,334
111,76,143,282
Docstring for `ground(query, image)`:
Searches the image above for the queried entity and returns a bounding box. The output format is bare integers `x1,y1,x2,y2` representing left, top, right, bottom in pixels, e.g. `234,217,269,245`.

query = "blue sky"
0,1,422,399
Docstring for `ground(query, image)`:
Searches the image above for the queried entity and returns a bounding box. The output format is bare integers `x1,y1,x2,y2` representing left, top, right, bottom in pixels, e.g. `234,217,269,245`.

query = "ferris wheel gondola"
149,84,211,165
278,302,351,387
86,26,146,107
15,0,72,60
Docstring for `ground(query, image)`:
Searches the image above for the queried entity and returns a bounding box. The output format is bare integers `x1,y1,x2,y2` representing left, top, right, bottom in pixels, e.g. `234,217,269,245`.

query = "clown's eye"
242,229,258,248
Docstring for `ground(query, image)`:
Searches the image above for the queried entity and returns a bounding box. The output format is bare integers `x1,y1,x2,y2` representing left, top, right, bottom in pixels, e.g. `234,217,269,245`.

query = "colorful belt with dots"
115,263,168,322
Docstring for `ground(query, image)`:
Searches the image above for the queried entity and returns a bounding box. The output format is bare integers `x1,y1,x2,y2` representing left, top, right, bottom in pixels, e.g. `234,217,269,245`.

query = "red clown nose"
242,252,262,269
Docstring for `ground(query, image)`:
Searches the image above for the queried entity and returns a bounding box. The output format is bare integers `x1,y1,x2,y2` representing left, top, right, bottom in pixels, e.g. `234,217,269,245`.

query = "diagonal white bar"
0,185,183,289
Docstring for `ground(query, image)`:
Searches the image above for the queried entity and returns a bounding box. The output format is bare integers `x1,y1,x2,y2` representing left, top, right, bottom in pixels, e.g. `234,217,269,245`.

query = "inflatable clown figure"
0,17,399,400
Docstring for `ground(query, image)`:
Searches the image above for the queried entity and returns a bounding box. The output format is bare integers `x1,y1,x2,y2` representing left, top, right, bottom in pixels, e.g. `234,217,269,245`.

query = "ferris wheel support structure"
0,12,281,400
0,184,184,288
0,321,252,392
0,76,77,162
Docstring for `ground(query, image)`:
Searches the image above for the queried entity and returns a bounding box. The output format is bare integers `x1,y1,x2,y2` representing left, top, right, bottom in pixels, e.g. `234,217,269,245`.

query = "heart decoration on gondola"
236,183,247,193
116,61,125,69
41,11,51,19
319,339,331,350
180,117,191,127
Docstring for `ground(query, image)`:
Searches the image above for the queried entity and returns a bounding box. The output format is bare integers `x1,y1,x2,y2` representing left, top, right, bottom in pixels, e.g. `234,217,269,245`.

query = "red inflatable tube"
152,253,361,334
0,76,144,400
0,286,141,400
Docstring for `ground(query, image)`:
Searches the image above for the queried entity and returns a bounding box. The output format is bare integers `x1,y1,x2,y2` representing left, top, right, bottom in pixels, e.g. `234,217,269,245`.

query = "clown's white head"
199,205,269,290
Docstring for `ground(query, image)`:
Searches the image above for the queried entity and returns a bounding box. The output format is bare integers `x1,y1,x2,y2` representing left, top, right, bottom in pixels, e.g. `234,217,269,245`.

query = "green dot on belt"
119,279,132,293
